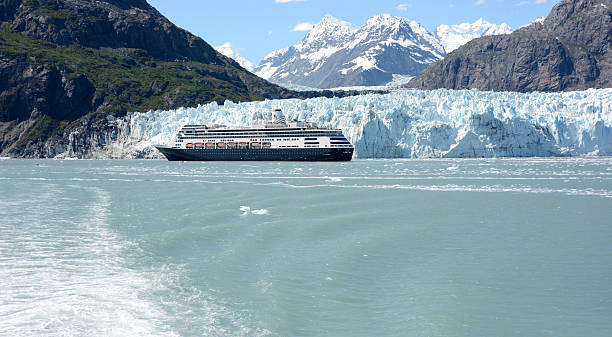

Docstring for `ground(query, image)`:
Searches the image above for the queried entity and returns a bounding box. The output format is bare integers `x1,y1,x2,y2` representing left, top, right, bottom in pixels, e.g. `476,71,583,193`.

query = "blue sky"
148,0,561,65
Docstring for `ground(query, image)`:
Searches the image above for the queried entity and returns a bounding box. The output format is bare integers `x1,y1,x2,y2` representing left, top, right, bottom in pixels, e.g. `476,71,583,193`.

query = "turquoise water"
1,158,611,337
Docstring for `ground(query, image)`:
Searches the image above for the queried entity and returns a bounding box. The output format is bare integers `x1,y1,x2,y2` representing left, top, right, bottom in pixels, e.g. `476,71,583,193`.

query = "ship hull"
155,146,354,161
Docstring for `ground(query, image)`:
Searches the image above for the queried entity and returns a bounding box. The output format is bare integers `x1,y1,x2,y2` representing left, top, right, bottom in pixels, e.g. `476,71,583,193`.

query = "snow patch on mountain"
435,18,513,53
520,16,547,29
215,42,254,71
97,89,612,159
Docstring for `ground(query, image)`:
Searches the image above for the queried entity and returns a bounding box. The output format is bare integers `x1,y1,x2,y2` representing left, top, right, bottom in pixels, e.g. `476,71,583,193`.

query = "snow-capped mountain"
435,19,513,53
254,14,445,89
215,42,255,71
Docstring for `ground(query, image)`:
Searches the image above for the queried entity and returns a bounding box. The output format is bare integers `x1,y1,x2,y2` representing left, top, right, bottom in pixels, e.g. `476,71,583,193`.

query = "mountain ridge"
254,14,445,89
254,14,517,89
408,0,611,92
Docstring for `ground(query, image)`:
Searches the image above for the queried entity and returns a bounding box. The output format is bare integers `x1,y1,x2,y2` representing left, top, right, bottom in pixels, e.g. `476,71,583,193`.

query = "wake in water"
0,184,174,336
0,182,268,337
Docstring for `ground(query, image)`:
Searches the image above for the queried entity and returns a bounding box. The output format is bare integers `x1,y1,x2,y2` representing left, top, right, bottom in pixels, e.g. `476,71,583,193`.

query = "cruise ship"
155,109,354,161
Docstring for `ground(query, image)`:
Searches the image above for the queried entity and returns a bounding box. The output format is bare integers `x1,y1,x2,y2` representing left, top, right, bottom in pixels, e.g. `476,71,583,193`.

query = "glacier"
98,88,612,159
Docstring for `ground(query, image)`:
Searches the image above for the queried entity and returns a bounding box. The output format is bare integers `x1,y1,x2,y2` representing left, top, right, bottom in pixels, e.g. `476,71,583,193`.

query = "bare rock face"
10,0,221,64
408,0,611,92
0,57,96,123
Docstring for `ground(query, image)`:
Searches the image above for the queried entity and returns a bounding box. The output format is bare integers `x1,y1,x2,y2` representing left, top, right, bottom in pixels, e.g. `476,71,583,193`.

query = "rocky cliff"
0,0,303,157
408,0,611,92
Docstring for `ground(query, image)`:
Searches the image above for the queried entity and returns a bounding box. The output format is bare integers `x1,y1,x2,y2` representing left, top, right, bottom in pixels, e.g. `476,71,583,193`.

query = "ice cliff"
99,89,612,159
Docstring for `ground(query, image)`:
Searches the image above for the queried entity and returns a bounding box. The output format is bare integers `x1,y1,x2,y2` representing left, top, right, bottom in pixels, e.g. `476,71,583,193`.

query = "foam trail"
0,185,176,336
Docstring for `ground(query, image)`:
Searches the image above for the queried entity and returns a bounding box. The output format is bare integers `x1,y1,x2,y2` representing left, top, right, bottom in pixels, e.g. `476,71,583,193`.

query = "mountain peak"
364,14,413,29
302,14,357,48
435,19,513,52
319,14,349,25
311,14,357,33
367,13,402,23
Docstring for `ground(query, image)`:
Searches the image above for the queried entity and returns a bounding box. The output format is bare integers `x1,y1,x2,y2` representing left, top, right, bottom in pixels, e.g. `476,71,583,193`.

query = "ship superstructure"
155,109,354,161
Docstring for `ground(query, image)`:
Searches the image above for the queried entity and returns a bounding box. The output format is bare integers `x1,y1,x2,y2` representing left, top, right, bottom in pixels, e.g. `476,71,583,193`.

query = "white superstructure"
172,109,353,151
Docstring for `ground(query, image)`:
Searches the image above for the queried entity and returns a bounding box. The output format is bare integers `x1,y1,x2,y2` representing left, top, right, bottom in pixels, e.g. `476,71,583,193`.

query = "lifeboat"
194,143,204,149
238,142,249,149
262,142,272,149
186,143,194,149
216,142,227,149
227,142,237,149
205,142,215,149
250,142,262,149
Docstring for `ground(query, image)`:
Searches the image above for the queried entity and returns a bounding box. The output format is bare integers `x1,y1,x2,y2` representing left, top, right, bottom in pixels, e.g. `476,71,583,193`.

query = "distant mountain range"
434,19,513,53
253,14,445,89
250,15,513,89
408,0,611,92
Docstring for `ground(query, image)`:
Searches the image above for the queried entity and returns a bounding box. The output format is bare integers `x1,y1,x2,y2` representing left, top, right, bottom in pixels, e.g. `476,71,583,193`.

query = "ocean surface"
1,158,611,337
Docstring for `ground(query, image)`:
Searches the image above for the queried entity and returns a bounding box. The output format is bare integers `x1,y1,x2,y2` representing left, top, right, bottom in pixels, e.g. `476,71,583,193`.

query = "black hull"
155,146,354,161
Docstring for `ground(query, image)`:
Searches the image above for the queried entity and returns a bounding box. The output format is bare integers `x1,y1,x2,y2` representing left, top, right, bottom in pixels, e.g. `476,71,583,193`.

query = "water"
1,158,611,337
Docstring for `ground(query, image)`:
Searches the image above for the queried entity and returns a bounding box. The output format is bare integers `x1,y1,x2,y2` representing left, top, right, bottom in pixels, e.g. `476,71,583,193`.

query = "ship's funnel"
273,109,286,124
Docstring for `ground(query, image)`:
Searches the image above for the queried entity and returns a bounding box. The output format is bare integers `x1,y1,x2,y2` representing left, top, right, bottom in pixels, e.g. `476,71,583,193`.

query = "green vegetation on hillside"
0,24,272,116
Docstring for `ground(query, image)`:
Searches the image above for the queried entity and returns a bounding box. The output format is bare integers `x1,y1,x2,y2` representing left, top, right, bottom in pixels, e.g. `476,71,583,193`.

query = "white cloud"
396,3,412,11
517,0,546,4
475,0,486,5
291,22,314,32
214,42,255,71
275,0,305,3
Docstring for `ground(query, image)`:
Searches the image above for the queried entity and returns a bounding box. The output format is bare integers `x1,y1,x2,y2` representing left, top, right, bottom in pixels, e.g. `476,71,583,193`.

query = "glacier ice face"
99,89,612,159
